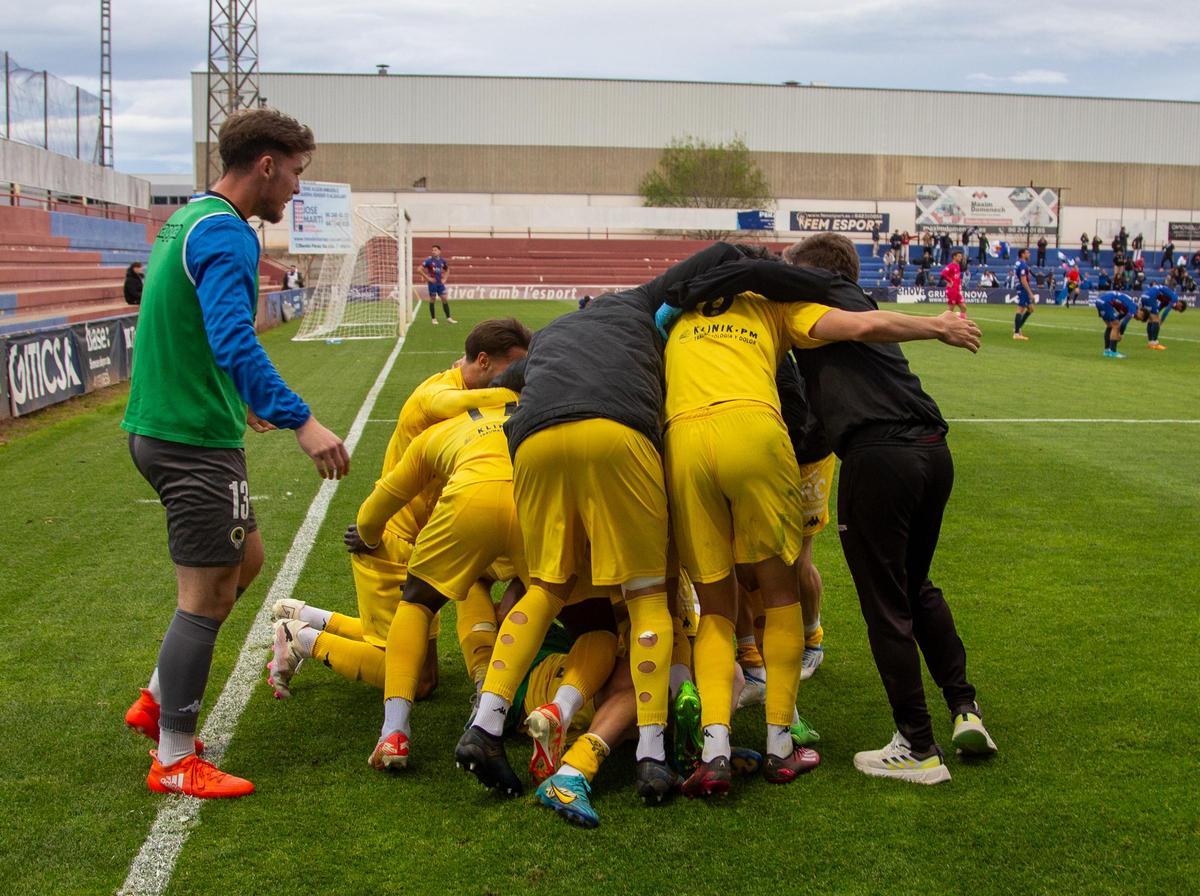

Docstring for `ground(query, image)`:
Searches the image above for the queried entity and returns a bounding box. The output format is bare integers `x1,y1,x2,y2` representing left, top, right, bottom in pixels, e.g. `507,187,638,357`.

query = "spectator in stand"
1045,271,1055,294
1191,250,1200,271
1081,233,1090,263
1160,240,1175,270
890,264,904,287
1131,268,1146,291
977,231,989,263
871,222,881,257
1184,272,1197,292
1131,233,1144,264
1035,270,1046,287
1118,226,1128,254
901,231,912,264
1113,270,1127,290
882,248,896,281
1005,267,1017,289
1113,246,1126,279
979,269,998,288
922,231,935,256
1036,236,1048,267
1098,270,1112,290
915,267,927,287
890,229,903,260
284,265,304,290
1092,234,1102,259
1174,256,1188,287
940,232,952,265
920,248,933,271
124,262,145,306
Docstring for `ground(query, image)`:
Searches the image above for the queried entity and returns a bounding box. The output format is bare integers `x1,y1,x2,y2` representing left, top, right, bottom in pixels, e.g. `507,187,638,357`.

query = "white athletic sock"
558,763,585,779
744,665,766,684
792,706,801,725
669,663,692,698
767,723,794,760
636,723,666,762
299,605,333,630
552,685,585,728
296,625,318,657
381,697,412,738
473,692,510,737
147,667,161,702
157,728,195,767
804,616,821,638
701,724,731,763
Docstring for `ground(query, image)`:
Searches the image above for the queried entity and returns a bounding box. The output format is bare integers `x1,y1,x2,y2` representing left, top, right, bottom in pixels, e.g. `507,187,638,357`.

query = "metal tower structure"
204,0,260,187
98,0,114,167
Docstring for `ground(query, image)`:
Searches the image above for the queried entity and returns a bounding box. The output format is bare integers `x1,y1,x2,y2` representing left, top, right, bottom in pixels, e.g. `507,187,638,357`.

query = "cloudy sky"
7,0,1200,174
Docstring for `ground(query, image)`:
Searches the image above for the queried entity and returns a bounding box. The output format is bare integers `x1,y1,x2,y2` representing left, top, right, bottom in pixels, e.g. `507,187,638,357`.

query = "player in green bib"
121,108,350,799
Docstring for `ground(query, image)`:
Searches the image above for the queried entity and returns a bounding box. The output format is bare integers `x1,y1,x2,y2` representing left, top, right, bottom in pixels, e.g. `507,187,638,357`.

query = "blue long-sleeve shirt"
184,211,311,429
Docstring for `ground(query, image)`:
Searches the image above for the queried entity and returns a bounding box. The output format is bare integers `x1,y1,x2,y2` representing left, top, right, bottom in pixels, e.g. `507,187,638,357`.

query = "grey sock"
156,609,221,762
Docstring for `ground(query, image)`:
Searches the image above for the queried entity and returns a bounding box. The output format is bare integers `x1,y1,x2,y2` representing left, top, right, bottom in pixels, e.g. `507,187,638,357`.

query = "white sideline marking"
118,335,408,896
963,313,1200,344
947,418,1200,424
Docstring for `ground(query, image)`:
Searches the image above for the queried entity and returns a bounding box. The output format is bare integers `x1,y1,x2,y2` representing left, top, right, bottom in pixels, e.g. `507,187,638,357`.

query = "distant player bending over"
1137,284,1186,350
1094,292,1136,358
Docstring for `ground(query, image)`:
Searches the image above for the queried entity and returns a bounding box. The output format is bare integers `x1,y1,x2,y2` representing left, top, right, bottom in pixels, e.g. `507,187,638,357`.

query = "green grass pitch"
1,300,1197,895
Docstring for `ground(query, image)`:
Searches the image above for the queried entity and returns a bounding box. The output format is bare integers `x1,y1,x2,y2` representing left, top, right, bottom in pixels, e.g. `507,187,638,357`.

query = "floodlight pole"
99,0,113,167
204,0,260,189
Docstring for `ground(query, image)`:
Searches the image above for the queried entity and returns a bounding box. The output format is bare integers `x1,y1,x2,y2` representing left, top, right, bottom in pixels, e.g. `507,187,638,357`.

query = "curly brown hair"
218,108,316,173
782,233,860,280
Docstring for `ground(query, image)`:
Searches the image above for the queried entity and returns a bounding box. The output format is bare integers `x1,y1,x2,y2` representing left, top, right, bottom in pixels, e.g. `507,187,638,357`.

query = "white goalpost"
293,203,415,341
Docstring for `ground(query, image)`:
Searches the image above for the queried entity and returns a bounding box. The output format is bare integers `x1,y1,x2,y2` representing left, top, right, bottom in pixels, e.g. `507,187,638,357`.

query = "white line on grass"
963,313,1200,343
118,335,408,896
947,418,1200,424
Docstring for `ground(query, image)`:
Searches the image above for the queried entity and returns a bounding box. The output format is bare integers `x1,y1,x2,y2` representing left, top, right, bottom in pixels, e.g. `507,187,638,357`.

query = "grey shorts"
129,433,258,567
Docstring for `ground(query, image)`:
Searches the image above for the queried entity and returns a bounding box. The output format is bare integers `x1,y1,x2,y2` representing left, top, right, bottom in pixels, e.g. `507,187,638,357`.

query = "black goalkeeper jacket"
495,245,835,457
670,259,947,457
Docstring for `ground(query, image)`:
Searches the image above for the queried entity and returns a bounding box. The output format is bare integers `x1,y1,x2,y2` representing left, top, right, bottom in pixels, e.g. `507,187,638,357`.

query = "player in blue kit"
1012,248,1035,341
1094,292,1136,358
1136,285,1187,350
421,244,457,325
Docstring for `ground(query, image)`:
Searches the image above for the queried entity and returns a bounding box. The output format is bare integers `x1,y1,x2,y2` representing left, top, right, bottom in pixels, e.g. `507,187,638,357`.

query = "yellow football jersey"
358,398,519,545
380,366,518,475
663,291,831,424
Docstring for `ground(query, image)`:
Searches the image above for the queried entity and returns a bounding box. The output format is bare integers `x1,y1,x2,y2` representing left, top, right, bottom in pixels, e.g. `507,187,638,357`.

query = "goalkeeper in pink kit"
941,249,966,319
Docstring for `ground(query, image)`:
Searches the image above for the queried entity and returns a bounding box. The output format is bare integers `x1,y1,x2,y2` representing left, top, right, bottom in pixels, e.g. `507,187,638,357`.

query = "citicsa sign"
7,331,85,415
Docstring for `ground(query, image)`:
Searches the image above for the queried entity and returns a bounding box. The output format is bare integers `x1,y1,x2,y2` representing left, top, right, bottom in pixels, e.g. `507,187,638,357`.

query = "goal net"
293,205,415,341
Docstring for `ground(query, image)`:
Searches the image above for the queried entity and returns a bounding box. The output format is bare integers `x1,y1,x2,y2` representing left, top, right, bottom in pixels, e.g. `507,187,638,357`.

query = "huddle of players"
266,234,999,828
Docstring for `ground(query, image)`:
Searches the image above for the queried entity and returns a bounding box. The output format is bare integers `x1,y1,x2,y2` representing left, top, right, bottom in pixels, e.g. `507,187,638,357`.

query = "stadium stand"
0,204,286,337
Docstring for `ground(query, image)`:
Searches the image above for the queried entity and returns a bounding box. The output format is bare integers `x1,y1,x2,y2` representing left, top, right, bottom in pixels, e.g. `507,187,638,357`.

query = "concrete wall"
1,140,150,207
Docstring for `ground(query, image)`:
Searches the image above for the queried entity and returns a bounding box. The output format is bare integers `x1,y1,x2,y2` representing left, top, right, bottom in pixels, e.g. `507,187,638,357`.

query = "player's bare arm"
810,308,982,353
295,415,350,479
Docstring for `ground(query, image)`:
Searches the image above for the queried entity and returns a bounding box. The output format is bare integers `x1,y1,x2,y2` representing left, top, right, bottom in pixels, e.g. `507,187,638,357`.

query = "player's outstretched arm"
353,432,434,546
425,386,519,420
810,309,982,353
295,416,350,479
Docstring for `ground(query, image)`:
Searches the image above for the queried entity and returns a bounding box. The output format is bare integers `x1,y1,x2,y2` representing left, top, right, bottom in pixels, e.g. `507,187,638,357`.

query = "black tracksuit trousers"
837,436,976,752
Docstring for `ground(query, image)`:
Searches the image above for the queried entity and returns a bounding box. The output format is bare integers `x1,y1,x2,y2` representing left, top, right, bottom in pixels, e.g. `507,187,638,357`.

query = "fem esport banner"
916,185,1059,236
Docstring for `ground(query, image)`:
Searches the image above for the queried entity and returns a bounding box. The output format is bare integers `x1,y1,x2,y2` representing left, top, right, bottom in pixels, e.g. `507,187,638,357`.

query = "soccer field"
2,300,1197,896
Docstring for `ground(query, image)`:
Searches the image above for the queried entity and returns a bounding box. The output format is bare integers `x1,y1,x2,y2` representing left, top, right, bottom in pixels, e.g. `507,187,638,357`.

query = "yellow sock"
695,614,736,729
311,632,384,688
763,602,805,727
457,581,498,685
482,585,564,702
560,630,619,701
560,733,609,783
805,622,824,650
670,610,692,669
384,603,433,701
626,591,672,727
325,612,364,641
737,638,764,669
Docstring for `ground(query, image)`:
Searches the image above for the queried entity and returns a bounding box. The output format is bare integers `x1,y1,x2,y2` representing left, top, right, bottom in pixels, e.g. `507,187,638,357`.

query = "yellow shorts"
665,404,804,583
521,653,597,734
408,479,527,601
350,530,413,648
797,453,836,537
514,418,668,587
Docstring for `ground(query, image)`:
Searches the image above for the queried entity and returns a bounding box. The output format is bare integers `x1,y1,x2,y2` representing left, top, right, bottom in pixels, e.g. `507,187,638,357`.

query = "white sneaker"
800,646,824,681
446,317,458,324
853,732,951,785
430,318,439,326
271,598,306,622
267,619,308,699
951,710,998,756
736,666,766,708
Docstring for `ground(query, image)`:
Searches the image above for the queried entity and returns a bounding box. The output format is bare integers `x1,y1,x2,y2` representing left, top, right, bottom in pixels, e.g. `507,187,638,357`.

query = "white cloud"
1010,69,1069,85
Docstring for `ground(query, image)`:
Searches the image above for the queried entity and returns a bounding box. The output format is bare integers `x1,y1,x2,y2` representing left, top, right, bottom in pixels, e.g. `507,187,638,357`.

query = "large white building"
191,72,1200,246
